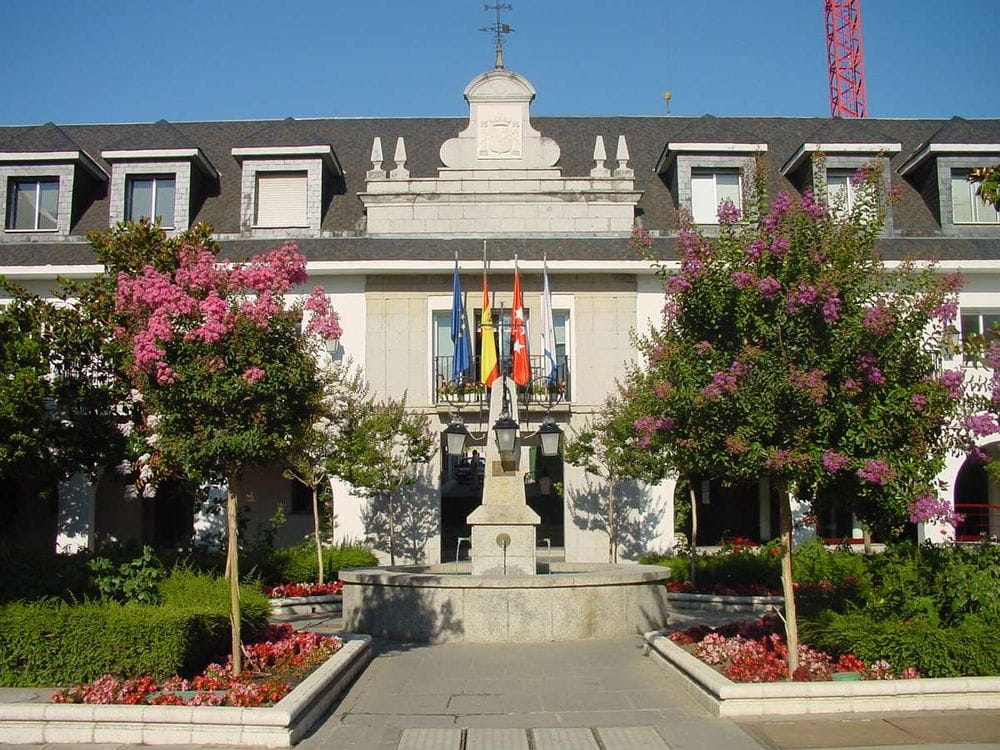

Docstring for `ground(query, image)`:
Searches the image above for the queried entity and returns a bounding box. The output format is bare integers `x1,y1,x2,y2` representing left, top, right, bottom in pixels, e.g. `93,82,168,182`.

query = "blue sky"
1,0,996,125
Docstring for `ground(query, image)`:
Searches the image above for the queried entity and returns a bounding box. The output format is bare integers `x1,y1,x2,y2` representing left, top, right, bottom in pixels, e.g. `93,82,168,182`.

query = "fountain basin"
340,563,671,643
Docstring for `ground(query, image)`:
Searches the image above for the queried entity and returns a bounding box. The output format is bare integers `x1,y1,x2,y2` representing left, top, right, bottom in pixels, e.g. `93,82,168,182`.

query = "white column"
56,471,99,554
790,491,816,546
192,482,228,549
758,476,772,541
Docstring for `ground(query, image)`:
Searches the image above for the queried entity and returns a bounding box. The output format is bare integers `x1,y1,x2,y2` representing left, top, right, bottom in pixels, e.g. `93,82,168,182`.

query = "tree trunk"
778,481,799,677
312,485,324,585
226,475,243,676
388,491,396,566
689,478,699,587
862,527,873,556
608,477,617,564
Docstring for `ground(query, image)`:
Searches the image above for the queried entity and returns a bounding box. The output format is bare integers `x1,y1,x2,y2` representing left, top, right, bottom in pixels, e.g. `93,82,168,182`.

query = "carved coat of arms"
478,115,521,158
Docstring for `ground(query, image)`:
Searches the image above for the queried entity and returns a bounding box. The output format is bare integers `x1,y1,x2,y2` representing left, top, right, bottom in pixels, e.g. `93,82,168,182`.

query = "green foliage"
327,540,379,572
803,610,1000,678
970,164,1000,206
0,568,267,687
88,546,165,604
791,539,869,588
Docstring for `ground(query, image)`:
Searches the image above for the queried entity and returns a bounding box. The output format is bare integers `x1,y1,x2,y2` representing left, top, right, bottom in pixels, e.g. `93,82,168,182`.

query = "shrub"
88,545,165,604
0,545,94,604
0,568,268,687
327,541,378,573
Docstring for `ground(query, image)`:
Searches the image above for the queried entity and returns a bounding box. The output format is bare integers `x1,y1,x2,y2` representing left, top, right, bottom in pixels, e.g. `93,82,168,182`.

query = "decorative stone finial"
367,137,386,181
390,137,409,180
614,135,633,178
590,135,610,178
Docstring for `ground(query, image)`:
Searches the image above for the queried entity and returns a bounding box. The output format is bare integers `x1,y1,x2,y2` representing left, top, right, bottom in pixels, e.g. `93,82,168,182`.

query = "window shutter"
255,172,307,227
690,172,717,224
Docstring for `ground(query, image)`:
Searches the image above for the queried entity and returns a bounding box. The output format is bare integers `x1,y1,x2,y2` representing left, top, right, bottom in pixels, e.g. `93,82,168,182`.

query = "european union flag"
451,258,472,381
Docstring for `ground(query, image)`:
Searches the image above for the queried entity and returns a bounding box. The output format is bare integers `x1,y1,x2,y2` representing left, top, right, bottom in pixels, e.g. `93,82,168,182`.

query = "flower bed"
264,581,343,598
667,615,918,682
53,624,340,707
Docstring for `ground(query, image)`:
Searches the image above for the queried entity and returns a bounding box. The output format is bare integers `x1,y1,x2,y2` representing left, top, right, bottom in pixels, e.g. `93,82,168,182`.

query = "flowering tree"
284,362,370,583
335,398,433,565
620,160,972,674
108,222,340,673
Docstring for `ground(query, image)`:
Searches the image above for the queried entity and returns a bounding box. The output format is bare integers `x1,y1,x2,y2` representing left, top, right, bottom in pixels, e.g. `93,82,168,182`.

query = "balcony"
433,354,571,406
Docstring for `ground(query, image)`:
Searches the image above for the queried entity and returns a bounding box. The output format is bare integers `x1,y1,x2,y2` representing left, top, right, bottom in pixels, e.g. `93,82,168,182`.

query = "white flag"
541,259,557,384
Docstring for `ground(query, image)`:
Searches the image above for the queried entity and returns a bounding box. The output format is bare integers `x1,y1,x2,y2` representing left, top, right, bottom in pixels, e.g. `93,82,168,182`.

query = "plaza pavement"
2,610,999,750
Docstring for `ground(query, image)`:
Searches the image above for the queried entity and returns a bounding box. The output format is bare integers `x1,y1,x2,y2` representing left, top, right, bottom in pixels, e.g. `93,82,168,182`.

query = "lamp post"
444,418,470,456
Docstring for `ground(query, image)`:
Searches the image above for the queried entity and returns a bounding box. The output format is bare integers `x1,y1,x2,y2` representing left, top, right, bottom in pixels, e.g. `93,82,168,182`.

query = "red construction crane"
824,0,867,118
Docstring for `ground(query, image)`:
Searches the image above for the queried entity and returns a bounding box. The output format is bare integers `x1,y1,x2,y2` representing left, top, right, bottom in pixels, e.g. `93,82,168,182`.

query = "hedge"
0,572,269,687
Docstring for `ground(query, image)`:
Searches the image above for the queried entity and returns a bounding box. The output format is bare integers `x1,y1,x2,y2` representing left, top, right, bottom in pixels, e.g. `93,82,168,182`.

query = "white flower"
124,485,139,500
147,433,160,446
147,414,162,429
129,389,144,403
115,460,132,476
138,453,151,465
139,464,154,482
117,421,134,437
142,483,157,498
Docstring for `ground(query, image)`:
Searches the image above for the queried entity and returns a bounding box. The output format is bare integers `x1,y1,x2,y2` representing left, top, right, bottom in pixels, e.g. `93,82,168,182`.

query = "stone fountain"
340,377,671,643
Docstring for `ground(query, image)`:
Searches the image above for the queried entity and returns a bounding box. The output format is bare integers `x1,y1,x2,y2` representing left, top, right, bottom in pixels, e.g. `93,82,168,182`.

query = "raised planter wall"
644,629,1000,717
0,636,371,747
666,591,782,613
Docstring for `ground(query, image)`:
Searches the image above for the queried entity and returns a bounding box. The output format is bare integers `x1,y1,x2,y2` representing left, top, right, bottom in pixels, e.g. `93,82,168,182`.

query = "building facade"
2,64,999,560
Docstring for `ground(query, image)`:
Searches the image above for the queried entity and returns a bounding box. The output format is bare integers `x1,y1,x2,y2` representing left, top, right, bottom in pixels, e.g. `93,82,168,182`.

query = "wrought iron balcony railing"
433,354,571,406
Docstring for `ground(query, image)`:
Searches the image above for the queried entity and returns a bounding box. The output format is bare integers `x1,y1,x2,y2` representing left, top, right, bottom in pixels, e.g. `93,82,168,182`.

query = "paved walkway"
3,610,1000,749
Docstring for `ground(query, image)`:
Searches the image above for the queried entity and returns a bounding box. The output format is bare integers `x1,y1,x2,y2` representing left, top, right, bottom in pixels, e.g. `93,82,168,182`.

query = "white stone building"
2,61,999,560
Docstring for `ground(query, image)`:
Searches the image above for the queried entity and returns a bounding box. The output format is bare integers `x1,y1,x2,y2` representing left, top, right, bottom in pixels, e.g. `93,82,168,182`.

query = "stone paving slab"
465,727,529,749
598,726,672,750
532,727,600,750
395,727,461,750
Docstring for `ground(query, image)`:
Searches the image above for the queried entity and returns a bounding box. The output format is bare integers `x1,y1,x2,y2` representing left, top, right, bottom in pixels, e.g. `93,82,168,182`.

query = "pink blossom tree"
617,160,976,675
109,223,341,674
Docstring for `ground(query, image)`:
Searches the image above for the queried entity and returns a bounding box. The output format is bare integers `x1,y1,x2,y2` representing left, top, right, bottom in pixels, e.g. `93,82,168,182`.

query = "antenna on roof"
480,4,513,69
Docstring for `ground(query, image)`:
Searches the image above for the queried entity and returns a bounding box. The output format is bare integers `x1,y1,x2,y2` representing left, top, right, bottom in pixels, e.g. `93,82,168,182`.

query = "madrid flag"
511,259,531,386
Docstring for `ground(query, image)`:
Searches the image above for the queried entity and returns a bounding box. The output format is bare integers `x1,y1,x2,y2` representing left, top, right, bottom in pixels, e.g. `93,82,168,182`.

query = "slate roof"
1,113,999,266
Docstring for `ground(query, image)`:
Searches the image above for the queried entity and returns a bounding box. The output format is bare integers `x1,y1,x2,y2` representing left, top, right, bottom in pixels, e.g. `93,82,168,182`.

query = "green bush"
792,539,869,589
88,545,165,604
327,541,378,573
0,568,268,687
0,545,95,604
802,610,1000,678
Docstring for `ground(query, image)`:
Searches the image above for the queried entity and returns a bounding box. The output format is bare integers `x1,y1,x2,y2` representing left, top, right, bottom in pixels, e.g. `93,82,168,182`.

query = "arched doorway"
954,443,1000,541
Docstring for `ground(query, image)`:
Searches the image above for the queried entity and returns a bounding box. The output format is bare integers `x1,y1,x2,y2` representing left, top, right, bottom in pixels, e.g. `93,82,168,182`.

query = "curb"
667,592,782,613
0,635,371,747
269,594,342,616
643,629,1000,717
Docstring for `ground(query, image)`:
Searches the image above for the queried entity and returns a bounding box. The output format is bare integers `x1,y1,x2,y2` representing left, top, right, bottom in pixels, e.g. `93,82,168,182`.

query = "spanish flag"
479,273,499,387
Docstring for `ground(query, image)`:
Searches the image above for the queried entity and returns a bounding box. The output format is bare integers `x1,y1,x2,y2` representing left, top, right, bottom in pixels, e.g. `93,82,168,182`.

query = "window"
952,170,1000,224
961,311,1000,364
125,175,175,227
826,169,856,218
254,171,307,228
289,480,312,514
6,178,58,230
690,169,740,224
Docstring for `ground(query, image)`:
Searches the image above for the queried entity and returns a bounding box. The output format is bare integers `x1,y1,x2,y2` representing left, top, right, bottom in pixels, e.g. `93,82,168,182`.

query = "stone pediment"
440,69,559,170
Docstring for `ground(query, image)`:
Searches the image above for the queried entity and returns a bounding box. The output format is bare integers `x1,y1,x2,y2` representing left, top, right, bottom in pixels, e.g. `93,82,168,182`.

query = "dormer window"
125,175,176,227
951,169,999,224
690,169,741,224
6,177,59,231
102,146,217,232
655,138,766,226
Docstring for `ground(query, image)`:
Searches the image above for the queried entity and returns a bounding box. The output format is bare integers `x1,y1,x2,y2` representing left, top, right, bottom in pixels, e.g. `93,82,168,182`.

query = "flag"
511,258,531,386
479,272,499,387
540,258,557,385
451,258,472,380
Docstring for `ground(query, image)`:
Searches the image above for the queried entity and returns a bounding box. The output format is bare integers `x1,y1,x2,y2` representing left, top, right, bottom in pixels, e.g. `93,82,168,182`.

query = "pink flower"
910,393,928,411
907,492,963,527
665,275,691,294
800,190,828,219
756,277,781,299
155,362,177,385
862,305,893,336
822,451,849,473
746,238,766,262
857,459,894,486
964,413,1000,437
304,287,343,340
717,200,741,225
242,366,265,385
785,283,818,314
694,340,714,354
821,295,842,323
731,271,755,290
842,377,862,396
936,370,965,400
769,236,791,257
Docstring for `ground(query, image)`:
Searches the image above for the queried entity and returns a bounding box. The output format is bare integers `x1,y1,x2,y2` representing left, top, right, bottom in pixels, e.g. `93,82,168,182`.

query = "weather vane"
480,4,513,69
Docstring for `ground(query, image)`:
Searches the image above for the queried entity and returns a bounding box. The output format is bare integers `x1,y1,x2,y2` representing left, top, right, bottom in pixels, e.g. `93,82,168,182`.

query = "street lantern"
444,418,470,456
493,415,519,456
538,417,563,457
